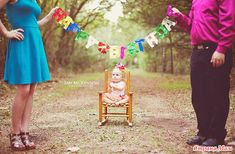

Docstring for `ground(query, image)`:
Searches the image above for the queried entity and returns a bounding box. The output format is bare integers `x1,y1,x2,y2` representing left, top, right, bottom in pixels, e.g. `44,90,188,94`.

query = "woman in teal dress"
0,0,57,151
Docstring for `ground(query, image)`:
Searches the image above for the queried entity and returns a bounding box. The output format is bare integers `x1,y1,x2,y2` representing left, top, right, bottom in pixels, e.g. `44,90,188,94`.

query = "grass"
158,80,190,91
131,69,191,91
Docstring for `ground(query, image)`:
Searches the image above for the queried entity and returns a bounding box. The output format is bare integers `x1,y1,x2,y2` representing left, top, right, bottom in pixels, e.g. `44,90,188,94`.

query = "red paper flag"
98,42,110,54
52,8,67,22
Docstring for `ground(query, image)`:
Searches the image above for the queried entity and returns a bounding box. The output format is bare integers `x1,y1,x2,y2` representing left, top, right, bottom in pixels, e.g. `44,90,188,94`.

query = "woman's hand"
4,29,24,40
47,7,59,21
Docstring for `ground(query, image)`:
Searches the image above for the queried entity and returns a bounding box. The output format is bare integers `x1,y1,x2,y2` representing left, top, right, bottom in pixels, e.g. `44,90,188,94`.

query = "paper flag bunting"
98,42,110,54
52,8,67,22
127,42,139,56
155,24,169,39
86,36,99,48
52,7,177,61
59,16,74,29
161,17,176,31
135,39,145,52
145,32,159,48
75,31,89,41
120,46,126,59
109,46,120,59
66,23,81,33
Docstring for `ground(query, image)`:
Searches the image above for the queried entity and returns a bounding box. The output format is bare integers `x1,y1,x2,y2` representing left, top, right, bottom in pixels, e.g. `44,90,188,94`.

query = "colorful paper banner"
52,6,176,61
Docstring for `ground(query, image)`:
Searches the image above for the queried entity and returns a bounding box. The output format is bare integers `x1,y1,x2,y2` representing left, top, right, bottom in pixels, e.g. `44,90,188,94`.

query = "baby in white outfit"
103,68,129,105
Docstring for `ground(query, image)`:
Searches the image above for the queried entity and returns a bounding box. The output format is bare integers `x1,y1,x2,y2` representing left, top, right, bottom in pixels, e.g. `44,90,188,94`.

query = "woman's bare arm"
0,0,9,8
0,0,24,40
37,7,58,27
0,20,8,36
0,0,10,36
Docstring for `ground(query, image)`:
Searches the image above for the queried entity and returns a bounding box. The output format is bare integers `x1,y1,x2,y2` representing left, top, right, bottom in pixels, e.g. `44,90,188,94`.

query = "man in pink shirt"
171,0,235,146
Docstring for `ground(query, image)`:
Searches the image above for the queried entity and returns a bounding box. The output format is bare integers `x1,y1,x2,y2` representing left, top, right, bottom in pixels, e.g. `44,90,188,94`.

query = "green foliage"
123,0,192,74
158,80,190,91
124,0,191,27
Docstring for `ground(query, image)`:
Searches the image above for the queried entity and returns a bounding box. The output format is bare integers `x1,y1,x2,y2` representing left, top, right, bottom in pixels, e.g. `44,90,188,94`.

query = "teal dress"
4,0,50,85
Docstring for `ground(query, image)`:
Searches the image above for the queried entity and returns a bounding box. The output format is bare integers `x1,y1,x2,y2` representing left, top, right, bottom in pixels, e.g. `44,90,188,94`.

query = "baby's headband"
116,63,126,71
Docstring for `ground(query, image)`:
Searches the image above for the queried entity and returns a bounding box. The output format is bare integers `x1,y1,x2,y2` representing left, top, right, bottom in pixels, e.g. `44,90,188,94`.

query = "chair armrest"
98,91,104,95
128,92,134,96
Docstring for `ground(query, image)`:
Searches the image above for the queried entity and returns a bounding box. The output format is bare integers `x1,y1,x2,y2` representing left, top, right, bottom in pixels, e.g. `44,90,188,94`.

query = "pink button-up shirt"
175,0,235,53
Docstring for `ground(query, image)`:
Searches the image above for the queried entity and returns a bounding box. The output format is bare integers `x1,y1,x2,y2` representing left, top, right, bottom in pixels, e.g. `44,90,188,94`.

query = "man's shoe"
202,138,225,146
186,135,206,145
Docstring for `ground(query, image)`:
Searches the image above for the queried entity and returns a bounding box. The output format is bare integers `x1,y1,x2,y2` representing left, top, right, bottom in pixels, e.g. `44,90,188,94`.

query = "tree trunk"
169,33,174,74
162,47,167,73
152,49,158,72
0,10,8,80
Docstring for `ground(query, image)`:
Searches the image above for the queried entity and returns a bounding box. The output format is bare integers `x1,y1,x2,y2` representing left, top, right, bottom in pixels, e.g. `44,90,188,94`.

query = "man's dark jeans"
190,43,233,140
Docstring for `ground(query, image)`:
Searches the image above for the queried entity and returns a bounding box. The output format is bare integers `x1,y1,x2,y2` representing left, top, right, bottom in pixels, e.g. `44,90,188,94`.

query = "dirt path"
0,74,234,154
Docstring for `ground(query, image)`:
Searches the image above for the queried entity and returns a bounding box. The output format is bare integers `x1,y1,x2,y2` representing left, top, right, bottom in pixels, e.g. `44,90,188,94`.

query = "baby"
103,68,129,105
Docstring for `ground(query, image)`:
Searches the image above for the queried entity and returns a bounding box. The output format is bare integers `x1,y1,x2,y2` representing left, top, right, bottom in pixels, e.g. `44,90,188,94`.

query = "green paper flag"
155,24,169,39
75,31,89,41
127,42,139,56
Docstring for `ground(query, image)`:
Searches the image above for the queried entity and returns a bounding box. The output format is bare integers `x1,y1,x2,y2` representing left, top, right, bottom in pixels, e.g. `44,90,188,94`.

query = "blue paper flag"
66,23,81,33
135,39,145,52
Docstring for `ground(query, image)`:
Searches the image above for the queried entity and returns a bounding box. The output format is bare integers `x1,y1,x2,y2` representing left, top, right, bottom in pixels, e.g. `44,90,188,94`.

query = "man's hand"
172,8,181,14
210,51,225,67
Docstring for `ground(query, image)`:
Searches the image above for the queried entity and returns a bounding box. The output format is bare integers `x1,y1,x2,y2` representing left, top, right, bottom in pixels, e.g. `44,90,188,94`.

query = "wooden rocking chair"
98,70,133,126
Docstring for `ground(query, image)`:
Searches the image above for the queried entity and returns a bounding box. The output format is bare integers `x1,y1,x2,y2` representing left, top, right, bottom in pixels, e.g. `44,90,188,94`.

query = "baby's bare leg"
105,93,118,101
115,95,129,105
103,97,115,104
103,93,115,103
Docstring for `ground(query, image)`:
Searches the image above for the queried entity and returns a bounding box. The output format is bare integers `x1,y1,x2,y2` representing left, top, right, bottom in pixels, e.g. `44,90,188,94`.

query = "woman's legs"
11,85,31,134
21,84,37,133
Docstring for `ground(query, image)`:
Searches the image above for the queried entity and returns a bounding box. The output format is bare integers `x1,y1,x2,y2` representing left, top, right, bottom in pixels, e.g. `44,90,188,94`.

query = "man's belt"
193,42,217,50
